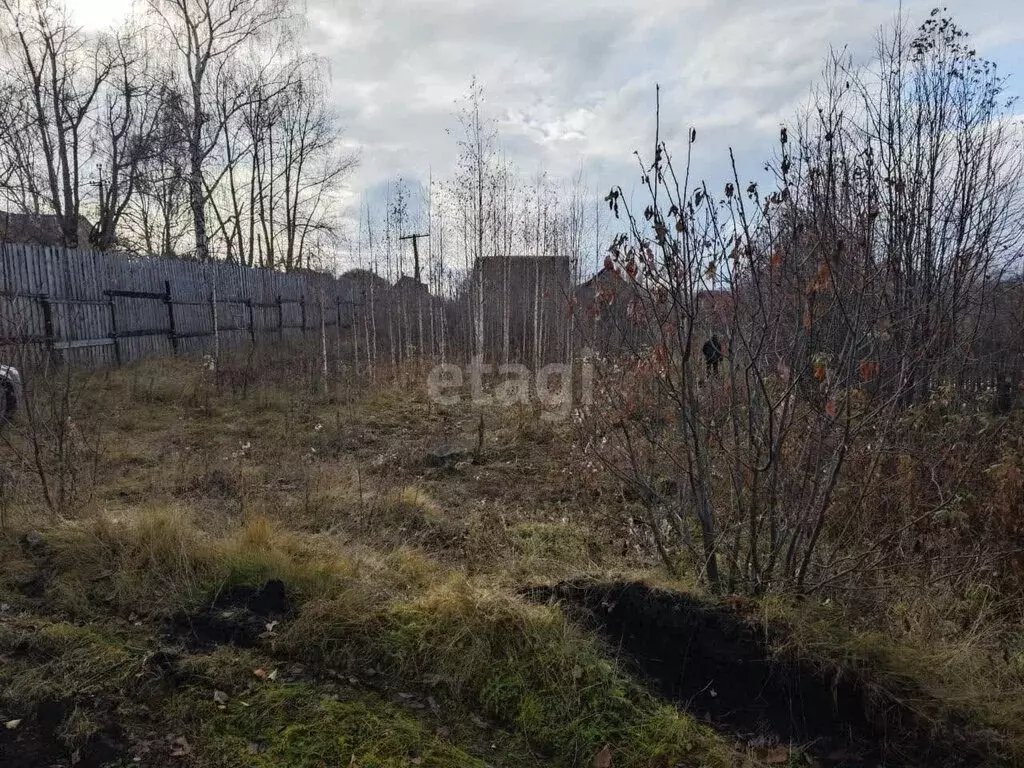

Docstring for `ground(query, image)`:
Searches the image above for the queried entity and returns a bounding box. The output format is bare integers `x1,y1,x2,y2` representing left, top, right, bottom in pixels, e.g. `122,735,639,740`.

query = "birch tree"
146,0,287,260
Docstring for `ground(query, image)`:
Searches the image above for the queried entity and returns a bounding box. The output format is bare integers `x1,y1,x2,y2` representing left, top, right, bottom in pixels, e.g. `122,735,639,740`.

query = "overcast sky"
69,0,1024,266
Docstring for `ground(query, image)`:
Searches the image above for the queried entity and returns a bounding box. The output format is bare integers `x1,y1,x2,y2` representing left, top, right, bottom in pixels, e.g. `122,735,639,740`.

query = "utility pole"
398,233,429,284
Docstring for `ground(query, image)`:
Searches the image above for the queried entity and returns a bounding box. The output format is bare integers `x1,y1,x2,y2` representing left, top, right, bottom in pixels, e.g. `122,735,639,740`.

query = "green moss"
191,685,484,768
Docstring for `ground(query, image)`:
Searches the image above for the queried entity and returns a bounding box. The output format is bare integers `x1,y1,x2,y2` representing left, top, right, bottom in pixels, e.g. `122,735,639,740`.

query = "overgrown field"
0,351,1022,767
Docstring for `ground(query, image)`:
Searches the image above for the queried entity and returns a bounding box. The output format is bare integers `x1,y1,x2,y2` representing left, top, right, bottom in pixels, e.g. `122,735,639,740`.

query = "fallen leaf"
4,719,21,730
253,668,268,679
213,690,229,705
593,744,612,768
411,759,424,765
267,668,278,681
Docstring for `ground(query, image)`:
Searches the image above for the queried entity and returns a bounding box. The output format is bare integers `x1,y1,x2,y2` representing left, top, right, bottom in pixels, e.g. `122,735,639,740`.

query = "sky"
66,0,1024,269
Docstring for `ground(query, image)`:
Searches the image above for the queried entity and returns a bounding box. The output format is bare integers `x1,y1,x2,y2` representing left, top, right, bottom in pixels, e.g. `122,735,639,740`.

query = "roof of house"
471,254,572,281
0,212,95,248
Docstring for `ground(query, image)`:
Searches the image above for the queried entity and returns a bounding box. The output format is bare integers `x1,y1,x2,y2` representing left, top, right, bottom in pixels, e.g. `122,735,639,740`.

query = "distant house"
468,254,574,363
0,212,95,248
340,268,392,301
394,274,431,298
471,254,572,293
697,290,733,329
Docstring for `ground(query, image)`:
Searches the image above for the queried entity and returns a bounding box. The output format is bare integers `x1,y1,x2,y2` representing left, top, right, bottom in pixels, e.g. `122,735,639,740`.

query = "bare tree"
91,21,166,250
0,0,111,246
146,0,288,260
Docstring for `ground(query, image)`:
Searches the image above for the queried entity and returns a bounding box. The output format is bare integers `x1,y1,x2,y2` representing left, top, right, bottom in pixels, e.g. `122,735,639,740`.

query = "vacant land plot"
1,352,1021,768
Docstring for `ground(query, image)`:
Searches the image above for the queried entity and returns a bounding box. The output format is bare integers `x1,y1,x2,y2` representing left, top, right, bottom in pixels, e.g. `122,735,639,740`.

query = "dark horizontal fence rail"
0,242,363,368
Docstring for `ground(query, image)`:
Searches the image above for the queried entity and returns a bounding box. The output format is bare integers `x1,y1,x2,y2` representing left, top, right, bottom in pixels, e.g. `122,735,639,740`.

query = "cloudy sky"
302,0,1024,192
70,0,1024,266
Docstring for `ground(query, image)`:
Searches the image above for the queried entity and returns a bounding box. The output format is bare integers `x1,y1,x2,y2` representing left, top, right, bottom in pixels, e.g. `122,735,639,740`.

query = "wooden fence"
0,243,363,368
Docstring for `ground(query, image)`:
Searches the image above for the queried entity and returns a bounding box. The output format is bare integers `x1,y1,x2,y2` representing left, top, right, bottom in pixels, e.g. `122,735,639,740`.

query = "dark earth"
527,580,996,768
0,699,128,768
171,577,292,649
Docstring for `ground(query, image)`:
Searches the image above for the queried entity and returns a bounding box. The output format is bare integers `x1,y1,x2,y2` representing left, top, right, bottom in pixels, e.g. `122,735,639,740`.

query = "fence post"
209,291,217,358
277,295,283,341
107,293,121,366
247,297,255,344
165,280,178,354
300,295,307,335
39,294,55,363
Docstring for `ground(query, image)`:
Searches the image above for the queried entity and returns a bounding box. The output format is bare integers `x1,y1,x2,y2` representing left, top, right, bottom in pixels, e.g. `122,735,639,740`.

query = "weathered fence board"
0,243,361,368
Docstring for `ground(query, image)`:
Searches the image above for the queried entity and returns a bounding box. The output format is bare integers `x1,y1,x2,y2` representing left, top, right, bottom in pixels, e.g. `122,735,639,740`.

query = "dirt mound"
528,581,994,767
0,699,127,768
172,578,293,649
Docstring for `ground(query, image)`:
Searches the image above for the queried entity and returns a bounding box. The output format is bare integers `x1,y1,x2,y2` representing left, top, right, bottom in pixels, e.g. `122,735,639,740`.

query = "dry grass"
1,510,733,767
757,592,1024,763
1,351,1022,766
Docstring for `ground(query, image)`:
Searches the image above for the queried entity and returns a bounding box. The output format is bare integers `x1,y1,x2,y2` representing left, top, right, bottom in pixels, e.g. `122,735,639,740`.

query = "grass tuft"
285,578,731,768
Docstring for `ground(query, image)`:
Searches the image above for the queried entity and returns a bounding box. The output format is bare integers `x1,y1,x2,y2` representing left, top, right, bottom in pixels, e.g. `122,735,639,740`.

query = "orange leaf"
770,250,783,268
813,362,826,381
859,359,879,381
802,308,812,329
824,398,837,418
808,263,831,294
